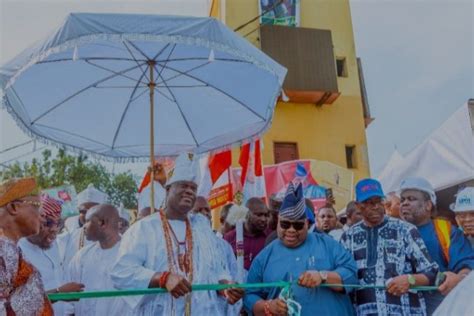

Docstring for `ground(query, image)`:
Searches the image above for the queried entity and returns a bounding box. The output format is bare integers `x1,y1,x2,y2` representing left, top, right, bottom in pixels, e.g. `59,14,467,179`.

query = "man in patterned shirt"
0,177,53,315
341,178,438,316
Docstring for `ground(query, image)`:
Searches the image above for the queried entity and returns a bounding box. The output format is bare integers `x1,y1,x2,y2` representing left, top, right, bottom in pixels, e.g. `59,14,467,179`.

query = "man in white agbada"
111,153,244,315
68,204,129,315
19,194,84,316
59,184,108,268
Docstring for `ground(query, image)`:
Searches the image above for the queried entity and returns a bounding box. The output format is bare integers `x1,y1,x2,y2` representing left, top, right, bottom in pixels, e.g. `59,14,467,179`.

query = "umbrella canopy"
0,13,286,162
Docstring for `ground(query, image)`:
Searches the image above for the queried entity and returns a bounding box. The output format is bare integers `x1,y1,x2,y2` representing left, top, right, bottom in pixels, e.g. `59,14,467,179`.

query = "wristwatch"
407,274,416,286
319,271,328,284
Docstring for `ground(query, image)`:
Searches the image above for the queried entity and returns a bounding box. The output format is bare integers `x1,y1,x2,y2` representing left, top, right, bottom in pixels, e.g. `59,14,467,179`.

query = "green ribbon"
48,282,439,301
48,281,289,300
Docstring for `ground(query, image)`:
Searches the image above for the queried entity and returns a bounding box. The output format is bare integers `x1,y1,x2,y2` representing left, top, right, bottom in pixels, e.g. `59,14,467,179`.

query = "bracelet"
159,271,171,288
263,300,273,316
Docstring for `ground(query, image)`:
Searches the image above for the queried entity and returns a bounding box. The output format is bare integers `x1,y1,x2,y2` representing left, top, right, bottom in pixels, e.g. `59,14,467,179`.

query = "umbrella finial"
73,46,79,61
208,49,215,62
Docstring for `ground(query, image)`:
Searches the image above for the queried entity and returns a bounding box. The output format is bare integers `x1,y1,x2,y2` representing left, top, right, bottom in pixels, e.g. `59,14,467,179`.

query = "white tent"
377,149,403,192
379,100,474,194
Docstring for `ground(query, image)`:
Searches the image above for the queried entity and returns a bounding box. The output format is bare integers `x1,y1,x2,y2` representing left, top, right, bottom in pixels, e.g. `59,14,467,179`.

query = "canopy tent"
377,149,403,192
379,100,474,211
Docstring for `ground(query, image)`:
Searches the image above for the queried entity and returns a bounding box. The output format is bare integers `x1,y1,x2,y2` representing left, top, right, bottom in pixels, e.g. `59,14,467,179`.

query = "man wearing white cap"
399,177,474,314
64,184,109,232
60,184,109,268
452,187,474,248
111,153,243,315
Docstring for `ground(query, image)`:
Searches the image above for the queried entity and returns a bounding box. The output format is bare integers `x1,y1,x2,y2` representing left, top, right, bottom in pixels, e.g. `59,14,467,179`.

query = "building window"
274,142,299,164
336,57,348,77
345,145,357,169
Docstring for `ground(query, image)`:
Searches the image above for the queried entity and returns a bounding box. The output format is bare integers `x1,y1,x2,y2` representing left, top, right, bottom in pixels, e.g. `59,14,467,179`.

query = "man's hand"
386,275,410,296
165,273,192,298
58,282,85,293
53,282,85,302
438,272,463,295
217,280,244,305
152,162,167,186
298,270,322,288
267,299,288,316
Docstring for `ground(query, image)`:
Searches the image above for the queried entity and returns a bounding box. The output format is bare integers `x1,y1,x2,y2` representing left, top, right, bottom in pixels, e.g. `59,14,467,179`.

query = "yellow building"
223,0,372,183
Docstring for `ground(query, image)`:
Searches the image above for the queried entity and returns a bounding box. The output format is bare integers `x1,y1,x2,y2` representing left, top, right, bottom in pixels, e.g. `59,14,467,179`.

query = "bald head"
87,204,119,222
84,204,120,242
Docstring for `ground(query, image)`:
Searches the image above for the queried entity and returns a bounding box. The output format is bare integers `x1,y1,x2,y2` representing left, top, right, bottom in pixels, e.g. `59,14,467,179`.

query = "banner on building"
263,159,354,212
259,0,300,27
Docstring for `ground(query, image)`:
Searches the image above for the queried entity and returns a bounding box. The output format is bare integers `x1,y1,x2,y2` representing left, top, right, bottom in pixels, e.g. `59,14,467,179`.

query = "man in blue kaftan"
244,182,357,316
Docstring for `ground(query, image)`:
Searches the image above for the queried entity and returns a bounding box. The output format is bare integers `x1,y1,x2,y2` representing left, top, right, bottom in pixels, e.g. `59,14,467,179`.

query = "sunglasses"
279,220,306,231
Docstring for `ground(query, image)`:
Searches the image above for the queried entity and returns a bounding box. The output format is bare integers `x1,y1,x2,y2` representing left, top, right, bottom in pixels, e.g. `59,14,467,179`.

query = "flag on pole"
208,150,232,184
239,139,266,202
239,143,251,186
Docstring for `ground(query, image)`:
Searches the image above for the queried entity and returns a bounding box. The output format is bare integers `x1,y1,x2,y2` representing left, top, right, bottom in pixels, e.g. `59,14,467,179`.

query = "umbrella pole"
148,61,156,213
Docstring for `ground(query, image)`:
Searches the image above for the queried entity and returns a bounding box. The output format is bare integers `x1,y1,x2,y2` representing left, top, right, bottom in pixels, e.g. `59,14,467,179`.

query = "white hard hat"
452,187,474,213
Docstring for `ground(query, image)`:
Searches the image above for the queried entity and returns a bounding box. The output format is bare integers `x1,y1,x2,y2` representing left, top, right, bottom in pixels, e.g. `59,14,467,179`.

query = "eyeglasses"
279,220,306,231
13,200,41,208
42,218,61,228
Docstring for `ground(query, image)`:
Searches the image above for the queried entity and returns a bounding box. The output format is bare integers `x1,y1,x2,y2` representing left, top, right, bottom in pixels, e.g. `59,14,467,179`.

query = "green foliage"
0,149,138,209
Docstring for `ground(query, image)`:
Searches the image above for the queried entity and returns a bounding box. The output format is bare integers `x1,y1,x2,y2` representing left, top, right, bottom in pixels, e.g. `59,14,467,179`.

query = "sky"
0,0,473,176
350,0,473,174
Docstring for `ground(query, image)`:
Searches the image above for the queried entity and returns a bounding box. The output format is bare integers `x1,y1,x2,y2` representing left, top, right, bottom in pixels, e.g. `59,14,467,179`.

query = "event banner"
259,0,300,27
262,159,353,212
43,185,78,218
308,160,354,212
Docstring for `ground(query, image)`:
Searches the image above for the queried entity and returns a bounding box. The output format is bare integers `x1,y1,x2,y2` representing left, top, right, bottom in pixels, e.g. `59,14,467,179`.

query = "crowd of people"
1,152,474,316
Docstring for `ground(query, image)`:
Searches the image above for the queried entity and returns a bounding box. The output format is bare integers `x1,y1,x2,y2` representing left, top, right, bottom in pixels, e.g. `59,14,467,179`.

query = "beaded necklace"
79,227,85,249
160,209,194,316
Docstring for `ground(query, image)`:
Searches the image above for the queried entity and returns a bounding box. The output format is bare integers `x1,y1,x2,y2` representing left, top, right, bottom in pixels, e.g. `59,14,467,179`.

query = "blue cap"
279,182,306,220
355,178,385,203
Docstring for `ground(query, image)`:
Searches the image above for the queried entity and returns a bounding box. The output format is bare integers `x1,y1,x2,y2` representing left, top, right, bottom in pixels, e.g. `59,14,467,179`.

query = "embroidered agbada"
340,217,439,316
0,237,53,316
111,213,235,315
67,241,129,316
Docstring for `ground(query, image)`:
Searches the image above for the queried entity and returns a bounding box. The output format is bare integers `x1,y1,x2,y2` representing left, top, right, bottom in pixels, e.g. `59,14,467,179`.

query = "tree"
0,149,139,209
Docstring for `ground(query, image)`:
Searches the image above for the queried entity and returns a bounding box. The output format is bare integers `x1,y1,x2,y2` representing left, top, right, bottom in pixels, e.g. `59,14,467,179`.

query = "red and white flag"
239,139,266,203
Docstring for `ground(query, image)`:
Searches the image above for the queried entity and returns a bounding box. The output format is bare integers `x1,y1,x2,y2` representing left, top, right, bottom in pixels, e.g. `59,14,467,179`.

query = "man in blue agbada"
244,182,357,315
